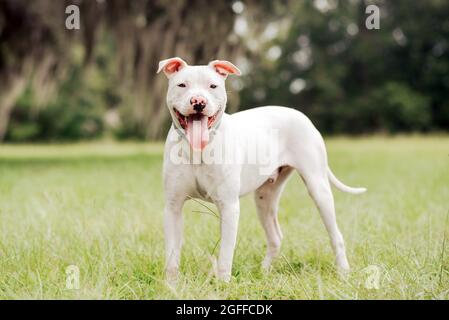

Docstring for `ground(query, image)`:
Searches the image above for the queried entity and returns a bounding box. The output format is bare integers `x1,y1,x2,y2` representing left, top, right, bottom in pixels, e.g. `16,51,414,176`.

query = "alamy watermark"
363,265,381,290
65,4,381,31
168,127,280,176
65,265,80,290
65,5,80,30
365,5,380,30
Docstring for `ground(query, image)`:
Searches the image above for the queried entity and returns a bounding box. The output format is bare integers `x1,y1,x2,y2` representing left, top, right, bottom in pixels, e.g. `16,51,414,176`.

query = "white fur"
159,58,366,282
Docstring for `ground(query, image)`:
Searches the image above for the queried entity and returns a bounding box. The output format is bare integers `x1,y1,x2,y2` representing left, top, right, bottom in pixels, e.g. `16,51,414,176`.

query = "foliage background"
0,0,448,142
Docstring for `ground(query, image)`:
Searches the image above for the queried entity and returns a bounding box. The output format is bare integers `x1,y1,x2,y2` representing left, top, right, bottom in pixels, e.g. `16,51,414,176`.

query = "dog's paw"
208,255,218,278
166,268,179,285
165,279,178,292
217,269,232,283
336,259,351,280
261,259,273,273
218,274,231,283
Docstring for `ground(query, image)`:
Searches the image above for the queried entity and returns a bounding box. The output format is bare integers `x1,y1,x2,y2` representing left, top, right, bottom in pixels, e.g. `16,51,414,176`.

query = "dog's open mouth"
173,108,220,151
174,108,219,130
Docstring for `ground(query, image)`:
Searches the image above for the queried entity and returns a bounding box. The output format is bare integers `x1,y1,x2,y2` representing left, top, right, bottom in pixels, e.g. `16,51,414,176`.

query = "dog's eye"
177,83,186,88
210,84,217,89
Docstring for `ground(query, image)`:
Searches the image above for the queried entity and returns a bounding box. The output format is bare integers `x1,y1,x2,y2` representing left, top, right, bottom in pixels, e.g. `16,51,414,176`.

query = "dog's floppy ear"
157,57,188,78
208,60,242,78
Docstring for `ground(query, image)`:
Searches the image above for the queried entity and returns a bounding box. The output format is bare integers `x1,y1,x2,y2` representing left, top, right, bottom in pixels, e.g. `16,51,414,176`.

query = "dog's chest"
192,164,235,201
192,177,209,201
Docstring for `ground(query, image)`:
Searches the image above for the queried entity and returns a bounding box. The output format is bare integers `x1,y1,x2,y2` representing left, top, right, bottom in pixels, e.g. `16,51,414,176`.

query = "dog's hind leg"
303,173,350,272
289,133,350,273
298,164,350,273
255,166,294,271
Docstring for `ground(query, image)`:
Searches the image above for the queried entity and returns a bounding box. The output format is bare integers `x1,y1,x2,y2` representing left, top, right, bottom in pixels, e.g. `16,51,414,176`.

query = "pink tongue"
186,116,209,151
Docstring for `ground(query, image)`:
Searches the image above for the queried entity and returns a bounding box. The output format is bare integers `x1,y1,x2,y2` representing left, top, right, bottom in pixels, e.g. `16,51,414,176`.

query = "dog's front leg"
164,199,184,283
216,199,240,282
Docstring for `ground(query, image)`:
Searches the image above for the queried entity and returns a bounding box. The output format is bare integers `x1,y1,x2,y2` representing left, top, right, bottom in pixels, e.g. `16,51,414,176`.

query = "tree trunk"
108,0,239,139
0,77,27,140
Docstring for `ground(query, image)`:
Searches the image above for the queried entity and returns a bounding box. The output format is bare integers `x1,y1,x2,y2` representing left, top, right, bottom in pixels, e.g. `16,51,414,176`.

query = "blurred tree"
1,0,448,141
0,1,68,140
105,0,244,139
240,0,449,134
0,0,245,141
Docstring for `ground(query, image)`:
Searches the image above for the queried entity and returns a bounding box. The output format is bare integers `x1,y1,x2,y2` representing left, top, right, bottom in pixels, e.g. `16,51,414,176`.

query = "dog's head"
157,57,241,151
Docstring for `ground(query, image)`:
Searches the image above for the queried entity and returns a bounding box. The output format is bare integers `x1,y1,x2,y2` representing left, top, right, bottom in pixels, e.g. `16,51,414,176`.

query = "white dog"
157,57,366,282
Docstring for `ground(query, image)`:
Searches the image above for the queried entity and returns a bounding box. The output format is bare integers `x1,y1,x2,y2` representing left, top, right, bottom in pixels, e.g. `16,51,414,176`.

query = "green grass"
0,136,448,299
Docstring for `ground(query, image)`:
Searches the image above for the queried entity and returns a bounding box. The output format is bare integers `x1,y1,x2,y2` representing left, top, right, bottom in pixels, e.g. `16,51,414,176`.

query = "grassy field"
0,136,448,299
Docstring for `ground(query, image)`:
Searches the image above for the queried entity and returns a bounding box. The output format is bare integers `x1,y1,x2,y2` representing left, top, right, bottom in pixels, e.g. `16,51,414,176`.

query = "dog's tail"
327,167,367,195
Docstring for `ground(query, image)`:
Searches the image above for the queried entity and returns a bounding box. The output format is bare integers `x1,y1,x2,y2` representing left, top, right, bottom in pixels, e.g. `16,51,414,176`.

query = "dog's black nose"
193,103,205,113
